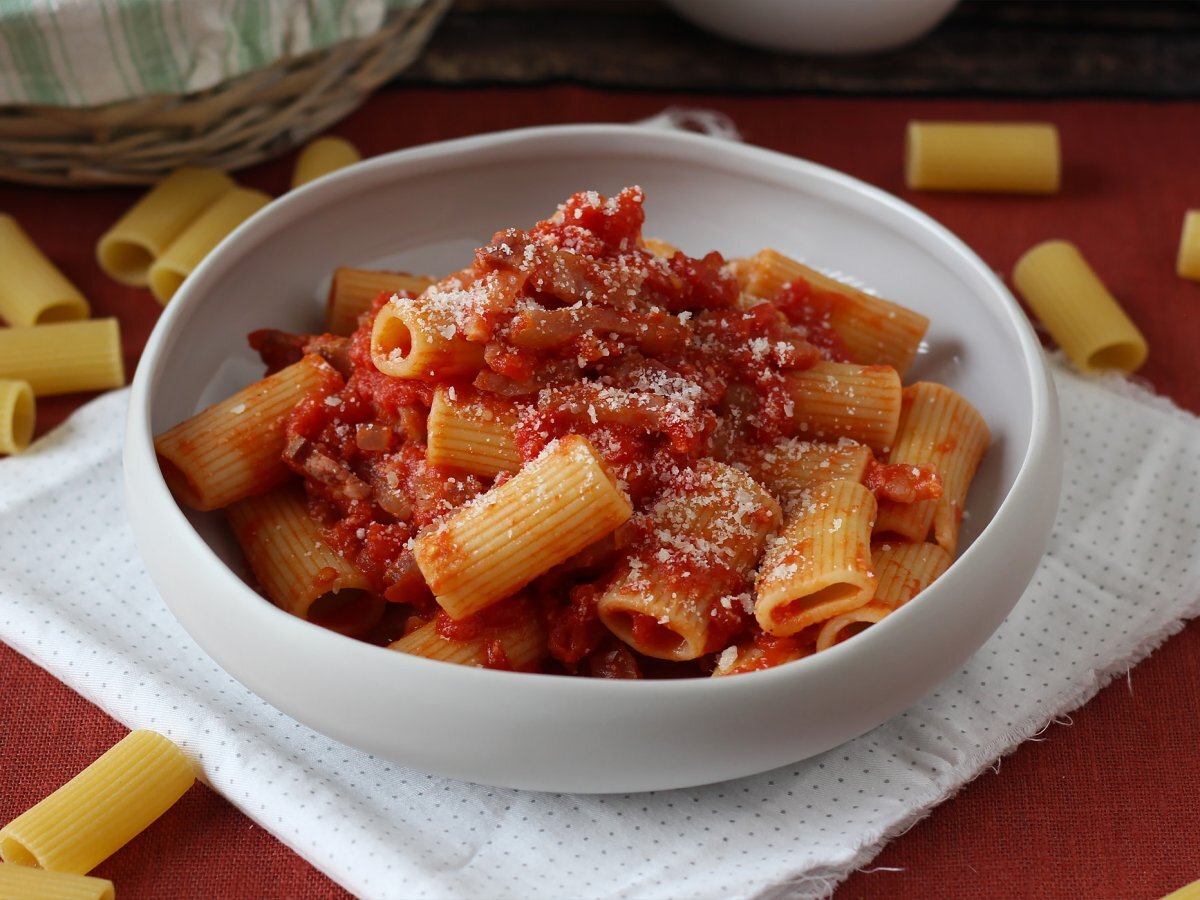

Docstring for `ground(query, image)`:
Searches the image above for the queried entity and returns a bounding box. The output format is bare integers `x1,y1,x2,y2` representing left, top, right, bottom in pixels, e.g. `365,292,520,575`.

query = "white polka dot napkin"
2,361,1198,899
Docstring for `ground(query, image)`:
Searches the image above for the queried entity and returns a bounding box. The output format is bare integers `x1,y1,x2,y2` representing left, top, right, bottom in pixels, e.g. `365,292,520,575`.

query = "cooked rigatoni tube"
1013,239,1147,373
326,267,434,336
0,730,194,875
0,863,114,900
425,386,521,477
0,379,34,455
0,215,89,325
413,435,633,620
155,354,341,511
739,437,872,511
226,485,380,633
905,121,1060,194
1179,211,1200,281
371,291,486,380
642,237,680,259
711,638,812,677
873,382,990,554
785,361,901,454
872,540,952,608
815,602,891,652
742,249,929,375
755,479,878,637
96,167,234,286
597,461,781,661
388,602,547,671
148,187,272,304
292,135,361,189
0,319,124,396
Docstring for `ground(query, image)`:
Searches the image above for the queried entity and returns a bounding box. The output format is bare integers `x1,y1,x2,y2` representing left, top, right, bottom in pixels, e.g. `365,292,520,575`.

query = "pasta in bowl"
125,125,1060,791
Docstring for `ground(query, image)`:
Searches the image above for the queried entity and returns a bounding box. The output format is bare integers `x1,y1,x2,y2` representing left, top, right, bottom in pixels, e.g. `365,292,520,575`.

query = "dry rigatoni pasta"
874,382,990,554
226,484,381,634
425,386,521,477
0,379,34,455
755,479,878,636
785,361,901,454
155,354,341,511
1179,211,1200,282
149,187,272,304
0,215,89,325
0,863,114,900
0,319,124,396
413,435,632,620
292,135,361,189
905,121,1061,194
740,248,929,375
0,730,193,875
597,461,780,660
1013,239,1148,373
96,166,234,286
326,267,434,336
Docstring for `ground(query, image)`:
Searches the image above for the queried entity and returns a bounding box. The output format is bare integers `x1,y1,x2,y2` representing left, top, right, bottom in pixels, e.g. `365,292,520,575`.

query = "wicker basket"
0,0,451,187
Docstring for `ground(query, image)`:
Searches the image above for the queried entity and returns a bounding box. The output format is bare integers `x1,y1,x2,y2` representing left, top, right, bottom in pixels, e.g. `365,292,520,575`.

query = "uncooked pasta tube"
96,167,234,286
292,135,361,188
0,215,89,325
0,379,34,454
0,319,124,396
906,121,1060,194
148,187,271,304
1178,210,1200,281
1013,239,1147,373
0,730,194,874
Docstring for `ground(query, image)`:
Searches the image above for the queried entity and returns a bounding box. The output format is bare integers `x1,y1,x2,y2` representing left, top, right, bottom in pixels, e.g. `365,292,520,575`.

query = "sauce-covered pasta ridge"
155,186,990,678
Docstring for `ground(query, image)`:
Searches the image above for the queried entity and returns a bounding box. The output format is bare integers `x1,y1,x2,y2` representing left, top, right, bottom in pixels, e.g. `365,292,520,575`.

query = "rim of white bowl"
126,123,1059,701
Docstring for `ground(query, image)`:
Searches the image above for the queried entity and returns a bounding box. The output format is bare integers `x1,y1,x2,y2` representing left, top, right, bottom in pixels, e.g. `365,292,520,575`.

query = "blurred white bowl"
125,124,1060,793
663,0,960,55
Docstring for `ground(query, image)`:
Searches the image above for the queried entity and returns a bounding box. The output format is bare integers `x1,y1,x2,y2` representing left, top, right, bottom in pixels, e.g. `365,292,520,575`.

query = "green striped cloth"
0,0,426,107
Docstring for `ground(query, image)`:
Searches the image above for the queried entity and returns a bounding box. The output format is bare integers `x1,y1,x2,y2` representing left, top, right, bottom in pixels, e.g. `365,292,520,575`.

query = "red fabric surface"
2,86,1199,898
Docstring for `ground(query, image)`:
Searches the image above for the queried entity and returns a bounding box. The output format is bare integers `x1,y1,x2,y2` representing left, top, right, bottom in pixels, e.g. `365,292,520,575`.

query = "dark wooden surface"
398,1,1200,97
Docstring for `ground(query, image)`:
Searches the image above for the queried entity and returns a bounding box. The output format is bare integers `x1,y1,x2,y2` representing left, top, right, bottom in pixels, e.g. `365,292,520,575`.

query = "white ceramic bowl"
125,125,1061,793
663,0,960,55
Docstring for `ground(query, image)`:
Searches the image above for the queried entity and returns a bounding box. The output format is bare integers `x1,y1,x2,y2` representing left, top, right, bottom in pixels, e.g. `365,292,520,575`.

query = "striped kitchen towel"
0,0,426,108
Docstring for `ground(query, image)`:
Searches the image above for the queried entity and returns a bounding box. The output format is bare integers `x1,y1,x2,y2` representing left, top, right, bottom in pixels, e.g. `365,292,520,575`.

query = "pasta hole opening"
34,298,88,324
1087,341,1146,373
607,610,690,660
374,315,412,361
98,238,155,286
148,265,186,305
0,833,39,867
308,588,385,637
8,381,34,452
773,583,860,624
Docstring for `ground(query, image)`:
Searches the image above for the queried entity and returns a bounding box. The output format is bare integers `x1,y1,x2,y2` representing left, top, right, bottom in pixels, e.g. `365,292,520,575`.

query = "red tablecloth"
2,87,1199,899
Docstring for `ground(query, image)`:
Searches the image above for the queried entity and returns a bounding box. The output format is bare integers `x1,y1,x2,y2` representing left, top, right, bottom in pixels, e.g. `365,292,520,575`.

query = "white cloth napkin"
2,361,1198,898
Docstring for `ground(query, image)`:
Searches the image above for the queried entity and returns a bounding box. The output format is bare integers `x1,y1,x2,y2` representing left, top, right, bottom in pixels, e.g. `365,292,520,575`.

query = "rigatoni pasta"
0,863,114,900
154,185,989,677
1179,210,1200,282
0,319,124,396
96,166,234,286
0,730,193,875
292,135,362,188
905,121,1061,194
0,379,34,455
1013,239,1148,373
0,215,89,325
148,186,272,304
